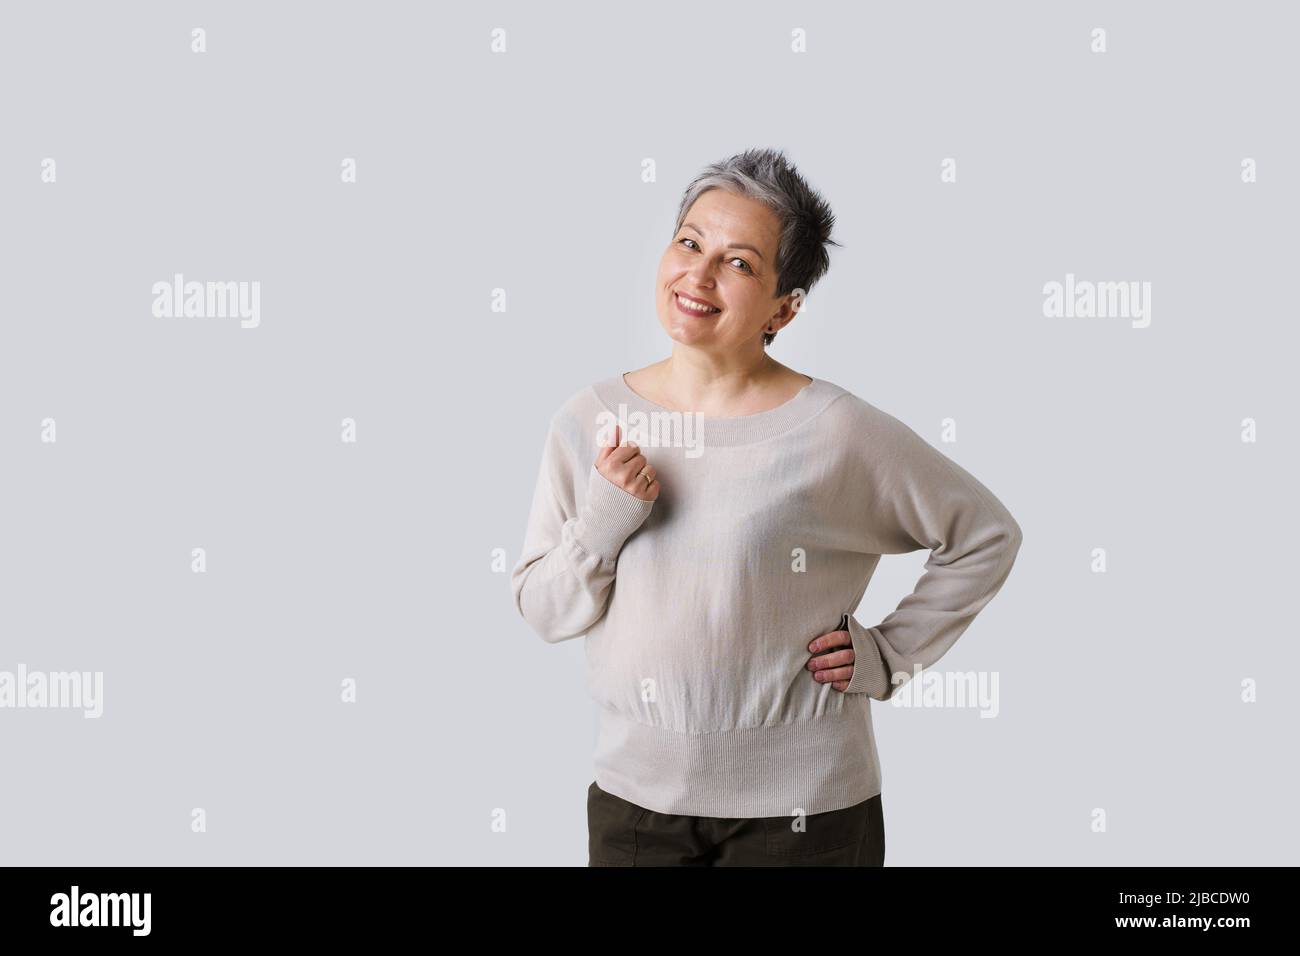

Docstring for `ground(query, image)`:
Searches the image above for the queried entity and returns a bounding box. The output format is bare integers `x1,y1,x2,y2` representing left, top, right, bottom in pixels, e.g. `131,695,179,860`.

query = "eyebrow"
681,221,766,262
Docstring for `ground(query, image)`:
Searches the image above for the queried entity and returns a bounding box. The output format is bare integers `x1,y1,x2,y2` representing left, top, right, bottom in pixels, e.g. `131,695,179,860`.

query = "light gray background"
1,1,1295,865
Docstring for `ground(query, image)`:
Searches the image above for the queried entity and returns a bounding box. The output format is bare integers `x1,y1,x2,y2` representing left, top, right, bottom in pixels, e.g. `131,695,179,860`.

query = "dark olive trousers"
587,780,885,867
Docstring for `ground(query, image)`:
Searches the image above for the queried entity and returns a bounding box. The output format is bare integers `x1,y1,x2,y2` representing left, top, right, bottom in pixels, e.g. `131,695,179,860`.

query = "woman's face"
655,188,793,355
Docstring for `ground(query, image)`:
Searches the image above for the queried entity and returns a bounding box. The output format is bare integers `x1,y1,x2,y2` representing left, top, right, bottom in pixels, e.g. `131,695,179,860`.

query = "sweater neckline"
591,371,844,448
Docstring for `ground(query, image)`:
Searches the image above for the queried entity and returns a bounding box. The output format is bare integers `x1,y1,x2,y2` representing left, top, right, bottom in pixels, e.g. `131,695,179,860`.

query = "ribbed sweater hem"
592,701,882,818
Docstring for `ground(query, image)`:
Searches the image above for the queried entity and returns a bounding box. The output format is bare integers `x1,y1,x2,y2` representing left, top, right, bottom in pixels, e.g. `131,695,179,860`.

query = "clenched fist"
597,423,660,502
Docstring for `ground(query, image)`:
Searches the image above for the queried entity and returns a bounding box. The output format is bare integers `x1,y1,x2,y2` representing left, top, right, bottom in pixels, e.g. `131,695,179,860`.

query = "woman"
511,148,1023,867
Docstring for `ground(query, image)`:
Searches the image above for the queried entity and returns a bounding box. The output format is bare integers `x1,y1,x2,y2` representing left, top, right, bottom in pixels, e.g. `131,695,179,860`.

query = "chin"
661,321,714,348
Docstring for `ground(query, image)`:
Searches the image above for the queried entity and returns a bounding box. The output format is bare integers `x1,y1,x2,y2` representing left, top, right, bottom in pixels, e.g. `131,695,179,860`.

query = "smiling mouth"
674,292,722,315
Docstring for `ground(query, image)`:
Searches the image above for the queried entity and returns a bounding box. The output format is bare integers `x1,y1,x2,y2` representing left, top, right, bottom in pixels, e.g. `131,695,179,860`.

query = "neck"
652,349,784,407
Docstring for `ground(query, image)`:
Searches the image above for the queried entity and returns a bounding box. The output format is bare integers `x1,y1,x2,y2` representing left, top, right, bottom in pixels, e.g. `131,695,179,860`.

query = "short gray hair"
673,148,841,346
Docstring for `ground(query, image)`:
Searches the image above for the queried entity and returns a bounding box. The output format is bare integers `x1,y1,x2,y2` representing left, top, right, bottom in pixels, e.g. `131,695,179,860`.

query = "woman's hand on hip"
597,423,660,502
806,626,854,692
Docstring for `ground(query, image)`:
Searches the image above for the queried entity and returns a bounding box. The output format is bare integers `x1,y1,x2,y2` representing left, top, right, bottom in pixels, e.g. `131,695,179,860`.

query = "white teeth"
678,294,719,313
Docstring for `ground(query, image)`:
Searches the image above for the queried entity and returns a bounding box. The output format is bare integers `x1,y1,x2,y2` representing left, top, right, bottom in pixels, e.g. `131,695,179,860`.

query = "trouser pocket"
587,781,650,866
762,793,885,866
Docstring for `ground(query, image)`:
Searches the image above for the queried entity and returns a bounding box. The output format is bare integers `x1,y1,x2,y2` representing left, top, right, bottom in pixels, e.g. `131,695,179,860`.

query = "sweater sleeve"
842,416,1023,700
511,414,656,643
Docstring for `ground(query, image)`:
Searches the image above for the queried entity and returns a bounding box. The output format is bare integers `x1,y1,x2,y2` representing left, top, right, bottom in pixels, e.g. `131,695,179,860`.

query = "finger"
806,649,854,672
613,453,647,481
606,439,642,465
596,422,620,464
600,455,650,494
635,466,658,499
811,665,854,685
622,462,656,487
807,629,851,653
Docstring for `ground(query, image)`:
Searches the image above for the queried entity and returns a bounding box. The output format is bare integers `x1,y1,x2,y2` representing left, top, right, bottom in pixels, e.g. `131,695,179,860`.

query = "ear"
767,295,801,334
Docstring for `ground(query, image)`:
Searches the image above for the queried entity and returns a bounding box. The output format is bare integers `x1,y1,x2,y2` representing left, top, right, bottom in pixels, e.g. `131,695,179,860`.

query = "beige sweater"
511,373,1023,817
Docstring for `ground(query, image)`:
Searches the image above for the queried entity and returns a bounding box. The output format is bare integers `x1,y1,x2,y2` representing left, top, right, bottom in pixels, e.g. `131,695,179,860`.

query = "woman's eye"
676,238,748,272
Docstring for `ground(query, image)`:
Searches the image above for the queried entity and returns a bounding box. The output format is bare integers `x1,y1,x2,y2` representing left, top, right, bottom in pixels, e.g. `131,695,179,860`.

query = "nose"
686,258,719,286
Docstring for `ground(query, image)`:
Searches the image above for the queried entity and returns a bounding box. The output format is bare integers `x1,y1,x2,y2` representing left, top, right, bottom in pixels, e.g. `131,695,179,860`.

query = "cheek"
656,264,680,297
720,285,761,322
